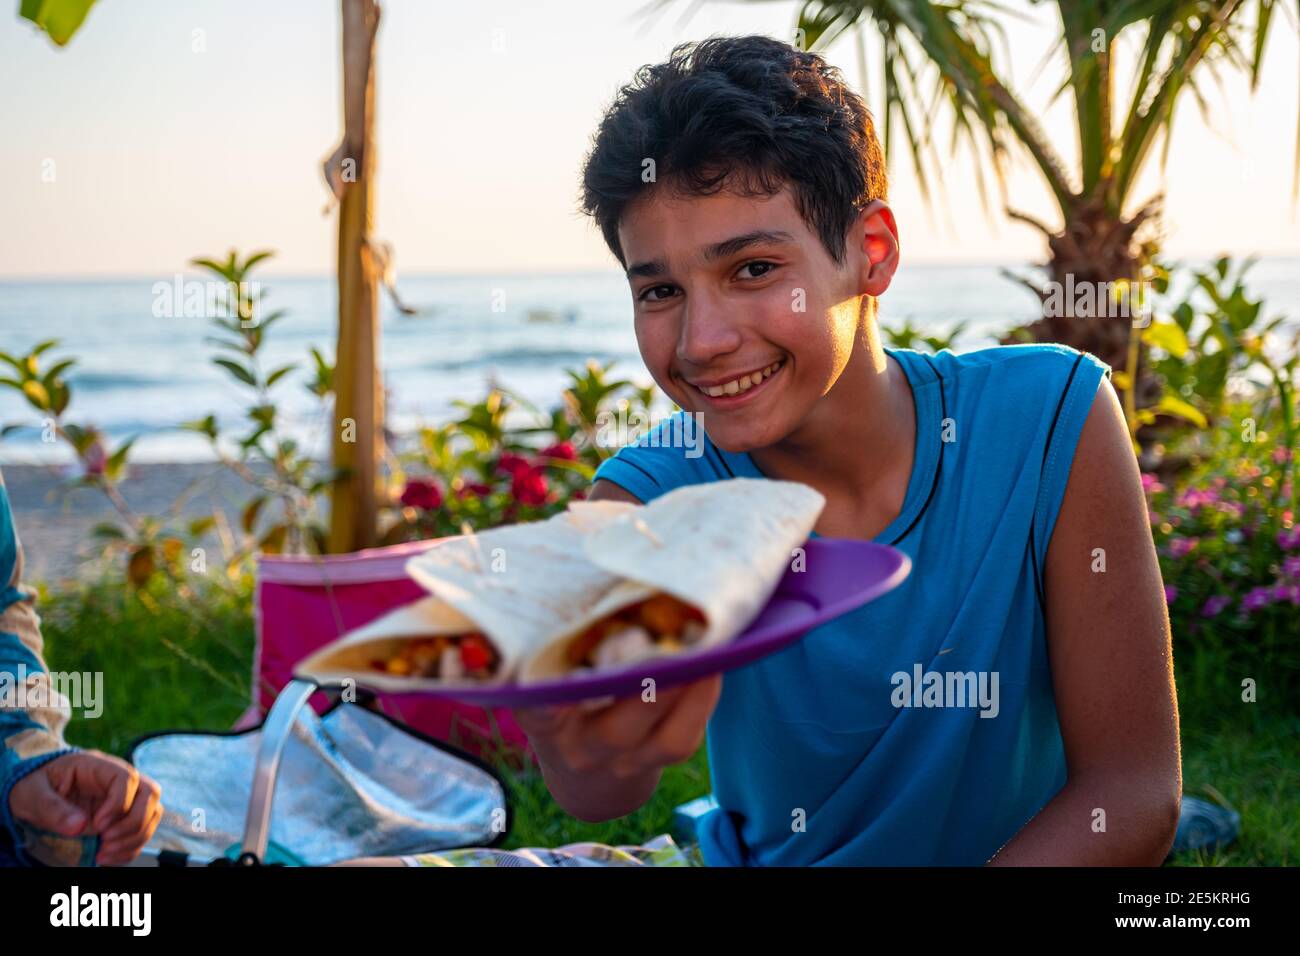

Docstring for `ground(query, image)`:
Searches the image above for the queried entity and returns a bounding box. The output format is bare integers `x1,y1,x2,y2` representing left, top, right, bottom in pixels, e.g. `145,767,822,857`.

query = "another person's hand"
8,750,164,866
513,674,721,821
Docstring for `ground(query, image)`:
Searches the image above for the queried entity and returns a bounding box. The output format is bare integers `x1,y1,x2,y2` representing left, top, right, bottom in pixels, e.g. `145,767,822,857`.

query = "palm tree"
700,1,1296,390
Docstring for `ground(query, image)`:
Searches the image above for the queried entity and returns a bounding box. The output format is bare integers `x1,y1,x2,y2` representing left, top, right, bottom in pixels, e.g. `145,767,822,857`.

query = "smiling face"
619,183,895,453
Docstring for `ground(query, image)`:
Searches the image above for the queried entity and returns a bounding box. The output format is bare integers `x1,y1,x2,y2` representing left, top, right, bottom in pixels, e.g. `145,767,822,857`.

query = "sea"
1,258,1297,464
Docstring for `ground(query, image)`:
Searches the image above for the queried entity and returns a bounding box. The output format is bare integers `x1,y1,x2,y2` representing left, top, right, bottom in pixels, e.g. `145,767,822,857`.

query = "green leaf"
1141,321,1189,358
190,256,234,280
127,545,156,588
242,496,267,534
42,358,76,383
188,516,217,538
49,381,70,416
213,358,257,387
239,424,272,450
242,250,275,273
258,524,288,554
1154,395,1208,429
265,364,296,388
62,423,88,452
105,437,136,480
19,0,97,46
180,415,219,440
20,379,50,410
91,522,125,540
248,404,276,428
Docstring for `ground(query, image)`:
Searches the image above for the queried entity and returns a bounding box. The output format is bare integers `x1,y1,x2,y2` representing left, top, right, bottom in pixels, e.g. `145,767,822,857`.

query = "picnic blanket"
368,834,703,867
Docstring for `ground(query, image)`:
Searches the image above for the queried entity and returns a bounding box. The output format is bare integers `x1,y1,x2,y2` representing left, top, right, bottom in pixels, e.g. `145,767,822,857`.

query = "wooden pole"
328,0,382,553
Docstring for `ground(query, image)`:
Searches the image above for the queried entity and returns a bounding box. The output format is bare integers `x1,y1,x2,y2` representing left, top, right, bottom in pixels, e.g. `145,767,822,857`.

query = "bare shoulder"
587,478,643,505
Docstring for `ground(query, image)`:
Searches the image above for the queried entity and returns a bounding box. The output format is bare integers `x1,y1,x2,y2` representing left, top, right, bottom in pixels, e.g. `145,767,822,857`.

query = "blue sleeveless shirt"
592,343,1111,866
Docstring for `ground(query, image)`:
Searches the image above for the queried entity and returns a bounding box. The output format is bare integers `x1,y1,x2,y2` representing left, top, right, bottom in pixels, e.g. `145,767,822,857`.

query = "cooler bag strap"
239,679,318,865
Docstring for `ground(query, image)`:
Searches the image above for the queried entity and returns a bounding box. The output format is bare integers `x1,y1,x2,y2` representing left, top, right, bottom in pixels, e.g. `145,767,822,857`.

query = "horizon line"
3,252,1298,284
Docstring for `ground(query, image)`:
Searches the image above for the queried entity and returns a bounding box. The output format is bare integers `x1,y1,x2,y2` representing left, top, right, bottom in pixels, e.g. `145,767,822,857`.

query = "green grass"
32,577,1299,864
35,576,256,756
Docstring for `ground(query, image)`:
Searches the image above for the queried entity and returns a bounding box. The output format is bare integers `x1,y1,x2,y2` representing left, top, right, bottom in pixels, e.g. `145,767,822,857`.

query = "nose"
676,287,742,370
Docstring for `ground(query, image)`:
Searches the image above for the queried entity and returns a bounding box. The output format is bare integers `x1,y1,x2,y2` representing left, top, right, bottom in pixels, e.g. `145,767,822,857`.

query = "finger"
97,802,163,866
587,680,695,755
98,777,161,845
9,771,88,837
642,675,723,764
90,763,140,832
512,703,577,736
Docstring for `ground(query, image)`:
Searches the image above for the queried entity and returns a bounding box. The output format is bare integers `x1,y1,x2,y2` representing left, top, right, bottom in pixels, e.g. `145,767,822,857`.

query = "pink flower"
1200,595,1232,618
1277,528,1300,551
1268,580,1300,600
1242,586,1273,612
1167,536,1198,558
1273,446,1292,464
1141,473,1164,494
1284,556,1300,579
83,437,107,477
538,441,577,461
1164,585,1178,604
400,478,443,511
1177,487,1219,510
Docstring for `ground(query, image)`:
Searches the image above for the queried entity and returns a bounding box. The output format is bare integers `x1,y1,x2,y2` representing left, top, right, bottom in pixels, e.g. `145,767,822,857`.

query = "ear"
853,200,900,296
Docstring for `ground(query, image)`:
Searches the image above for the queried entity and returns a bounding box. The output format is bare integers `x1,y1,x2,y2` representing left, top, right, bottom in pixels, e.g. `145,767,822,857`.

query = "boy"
514,35,1180,866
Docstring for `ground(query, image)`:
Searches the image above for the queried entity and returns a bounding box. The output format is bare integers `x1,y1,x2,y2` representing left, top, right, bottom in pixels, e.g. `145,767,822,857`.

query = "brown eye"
737,261,775,280
640,284,677,302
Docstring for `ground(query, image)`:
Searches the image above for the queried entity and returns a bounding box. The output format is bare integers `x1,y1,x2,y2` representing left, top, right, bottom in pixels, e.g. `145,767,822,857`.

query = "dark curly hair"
580,34,888,268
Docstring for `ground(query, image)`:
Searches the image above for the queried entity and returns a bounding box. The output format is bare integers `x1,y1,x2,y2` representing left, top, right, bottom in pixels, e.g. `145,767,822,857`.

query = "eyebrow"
625,229,795,280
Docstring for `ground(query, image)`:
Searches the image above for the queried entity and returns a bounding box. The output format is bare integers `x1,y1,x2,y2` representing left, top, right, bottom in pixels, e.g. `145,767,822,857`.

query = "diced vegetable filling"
370,633,499,680
566,593,706,670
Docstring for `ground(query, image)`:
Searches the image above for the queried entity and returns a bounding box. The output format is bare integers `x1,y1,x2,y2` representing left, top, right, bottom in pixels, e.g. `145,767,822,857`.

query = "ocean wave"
417,348,636,372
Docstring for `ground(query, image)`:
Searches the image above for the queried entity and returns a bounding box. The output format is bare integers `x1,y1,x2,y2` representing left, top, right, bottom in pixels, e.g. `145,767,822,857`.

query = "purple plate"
375,537,910,709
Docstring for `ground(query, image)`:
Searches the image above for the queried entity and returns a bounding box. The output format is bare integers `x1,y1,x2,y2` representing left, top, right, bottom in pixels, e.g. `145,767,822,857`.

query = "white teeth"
698,360,783,398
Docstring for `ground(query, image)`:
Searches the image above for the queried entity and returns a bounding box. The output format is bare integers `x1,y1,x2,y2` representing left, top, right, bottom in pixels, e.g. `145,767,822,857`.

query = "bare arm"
988,378,1182,865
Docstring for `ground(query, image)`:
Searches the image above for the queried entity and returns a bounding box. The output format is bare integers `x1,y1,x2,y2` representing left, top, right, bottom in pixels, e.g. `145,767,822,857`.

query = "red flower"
539,441,577,461
511,465,549,506
399,478,443,511
456,480,493,500
496,452,531,476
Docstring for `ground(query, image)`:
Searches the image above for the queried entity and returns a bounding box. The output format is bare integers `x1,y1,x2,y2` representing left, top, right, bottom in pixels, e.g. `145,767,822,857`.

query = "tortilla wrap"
294,595,532,690
388,501,660,675
519,478,826,681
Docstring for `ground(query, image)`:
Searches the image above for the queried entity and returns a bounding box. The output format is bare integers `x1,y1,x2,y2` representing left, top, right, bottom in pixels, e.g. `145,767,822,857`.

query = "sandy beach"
1,462,278,584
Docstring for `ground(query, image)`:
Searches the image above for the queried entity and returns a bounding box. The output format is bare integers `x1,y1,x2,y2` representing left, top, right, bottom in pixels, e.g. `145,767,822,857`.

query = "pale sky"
1,0,1297,278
